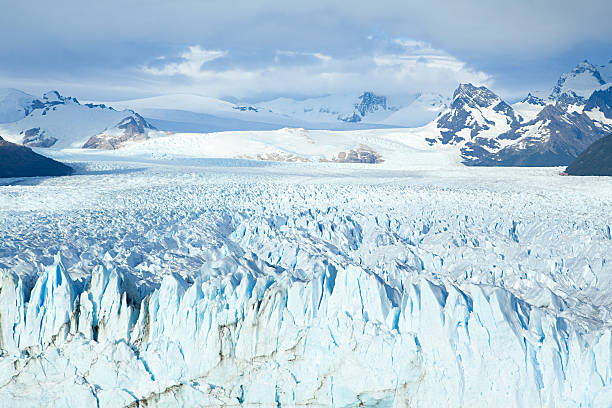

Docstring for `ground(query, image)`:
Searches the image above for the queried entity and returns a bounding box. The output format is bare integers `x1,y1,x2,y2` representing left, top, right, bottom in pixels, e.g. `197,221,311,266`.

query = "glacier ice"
0,161,611,406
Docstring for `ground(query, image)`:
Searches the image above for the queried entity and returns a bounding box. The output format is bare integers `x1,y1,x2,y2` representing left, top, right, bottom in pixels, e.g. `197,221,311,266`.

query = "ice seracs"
1,228,612,405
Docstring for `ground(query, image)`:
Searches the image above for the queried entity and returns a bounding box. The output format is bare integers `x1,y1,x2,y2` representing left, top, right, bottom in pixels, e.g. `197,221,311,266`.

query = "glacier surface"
0,158,611,407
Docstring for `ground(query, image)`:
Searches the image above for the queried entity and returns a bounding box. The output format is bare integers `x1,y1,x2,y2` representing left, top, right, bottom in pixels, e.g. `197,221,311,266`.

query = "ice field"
0,152,611,406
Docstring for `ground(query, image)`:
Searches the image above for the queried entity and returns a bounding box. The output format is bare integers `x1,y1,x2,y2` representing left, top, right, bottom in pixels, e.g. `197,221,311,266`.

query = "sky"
1,0,611,103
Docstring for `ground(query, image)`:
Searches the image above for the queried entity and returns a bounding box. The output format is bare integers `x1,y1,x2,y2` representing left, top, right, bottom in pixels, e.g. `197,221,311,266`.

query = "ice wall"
1,251,612,407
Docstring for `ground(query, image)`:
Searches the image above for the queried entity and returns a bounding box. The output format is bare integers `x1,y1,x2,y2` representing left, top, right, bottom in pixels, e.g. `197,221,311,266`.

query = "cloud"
0,0,610,100
274,50,332,64
143,46,227,77
138,42,490,100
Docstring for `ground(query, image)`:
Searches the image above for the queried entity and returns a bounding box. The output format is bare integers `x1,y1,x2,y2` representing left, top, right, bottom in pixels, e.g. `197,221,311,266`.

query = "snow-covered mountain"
511,93,547,122
418,59,612,166
380,93,448,127
106,91,448,131
548,60,607,102
0,90,159,149
463,100,612,166
0,88,43,123
429,83,520,145
256,91,448,127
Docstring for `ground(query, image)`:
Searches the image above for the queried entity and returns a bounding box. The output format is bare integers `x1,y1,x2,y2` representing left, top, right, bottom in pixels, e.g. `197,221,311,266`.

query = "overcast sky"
1,0,611,102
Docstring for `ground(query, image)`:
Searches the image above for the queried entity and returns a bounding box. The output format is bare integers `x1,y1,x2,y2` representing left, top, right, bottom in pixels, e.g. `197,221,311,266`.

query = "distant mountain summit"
0,89,158,149
253,91,448,128
565,133,612,176
338,91,394,123
549,60,606,102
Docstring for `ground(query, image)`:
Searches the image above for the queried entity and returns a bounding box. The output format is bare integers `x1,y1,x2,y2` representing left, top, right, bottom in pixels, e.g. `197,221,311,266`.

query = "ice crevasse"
1,249,612,407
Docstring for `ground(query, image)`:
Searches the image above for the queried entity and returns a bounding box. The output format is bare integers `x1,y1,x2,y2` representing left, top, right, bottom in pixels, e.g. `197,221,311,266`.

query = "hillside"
565,133,612,176
0,138,72,177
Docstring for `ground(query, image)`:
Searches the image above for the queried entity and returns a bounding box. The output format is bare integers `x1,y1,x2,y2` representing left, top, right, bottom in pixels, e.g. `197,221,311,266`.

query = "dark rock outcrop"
565,134,612,176
338,92,394,123
21,127,58,147
584,86,612,120
0,137,72,178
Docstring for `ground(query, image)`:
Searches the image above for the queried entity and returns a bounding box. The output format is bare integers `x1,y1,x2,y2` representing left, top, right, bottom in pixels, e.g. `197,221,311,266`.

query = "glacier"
0,159,611,407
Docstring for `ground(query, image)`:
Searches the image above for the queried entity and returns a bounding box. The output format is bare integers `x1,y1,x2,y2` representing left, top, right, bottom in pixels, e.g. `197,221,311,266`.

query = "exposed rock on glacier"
82,112,157,150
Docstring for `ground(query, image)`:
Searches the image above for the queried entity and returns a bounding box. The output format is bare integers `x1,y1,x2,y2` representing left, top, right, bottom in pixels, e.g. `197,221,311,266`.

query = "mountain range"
437,60,612,166
0,59,611,166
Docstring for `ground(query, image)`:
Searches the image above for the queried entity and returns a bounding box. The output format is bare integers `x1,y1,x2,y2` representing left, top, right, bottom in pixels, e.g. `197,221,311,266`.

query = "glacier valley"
0,156,611,407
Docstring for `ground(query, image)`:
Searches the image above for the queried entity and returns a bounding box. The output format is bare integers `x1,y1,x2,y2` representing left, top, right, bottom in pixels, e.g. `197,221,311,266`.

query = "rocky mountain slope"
565,133,612,176
0,137,72,177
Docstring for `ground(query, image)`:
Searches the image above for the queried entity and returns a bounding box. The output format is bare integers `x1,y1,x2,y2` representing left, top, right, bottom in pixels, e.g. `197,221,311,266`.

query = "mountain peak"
355,91,388,115
42,90,79,105
521,93,546,106
451,83,501,109
435,83,518,145
577,59,596,70
42,90,62,102
550,60,606,102
454,83,480,96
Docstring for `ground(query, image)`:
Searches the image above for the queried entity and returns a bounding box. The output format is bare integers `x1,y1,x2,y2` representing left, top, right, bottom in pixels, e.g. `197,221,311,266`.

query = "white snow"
0,88,38,123
599,60,612,83
512,100,545,122
549,61,607,101
0,147,611,406
94,127,460,170
585,106,612,126
104,93,238,115
381,93,448,127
